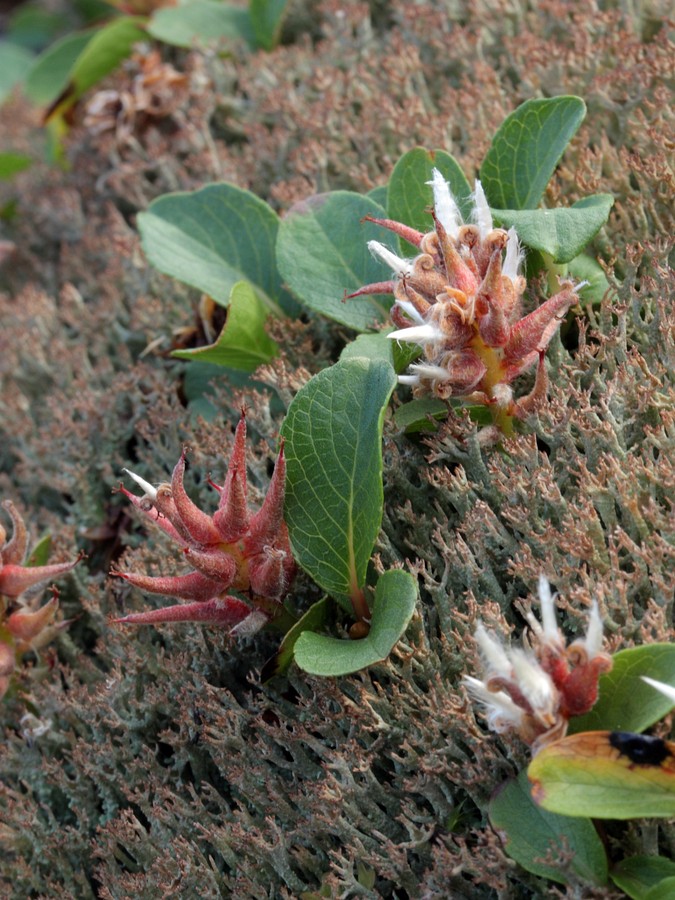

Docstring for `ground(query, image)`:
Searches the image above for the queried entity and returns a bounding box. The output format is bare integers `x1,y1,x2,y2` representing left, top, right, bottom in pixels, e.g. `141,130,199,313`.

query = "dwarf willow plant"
131,96,613,676
1,0,289,143
130,91,675,877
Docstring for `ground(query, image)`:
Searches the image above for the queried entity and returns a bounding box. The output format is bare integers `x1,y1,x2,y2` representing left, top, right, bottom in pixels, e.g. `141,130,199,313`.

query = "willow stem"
350,587,370,623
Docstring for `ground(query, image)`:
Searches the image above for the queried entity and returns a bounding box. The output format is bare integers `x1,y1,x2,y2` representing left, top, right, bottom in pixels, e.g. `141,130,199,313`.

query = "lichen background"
0,1,673,896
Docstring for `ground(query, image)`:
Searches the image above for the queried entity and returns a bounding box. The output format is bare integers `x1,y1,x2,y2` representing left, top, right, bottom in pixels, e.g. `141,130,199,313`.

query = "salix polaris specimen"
464,576,612,754
350,169,585,435
114,411,295,637
0,500,80,699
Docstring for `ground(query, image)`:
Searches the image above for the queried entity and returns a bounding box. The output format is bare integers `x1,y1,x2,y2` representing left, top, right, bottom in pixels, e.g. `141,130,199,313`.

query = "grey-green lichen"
0,0,673,897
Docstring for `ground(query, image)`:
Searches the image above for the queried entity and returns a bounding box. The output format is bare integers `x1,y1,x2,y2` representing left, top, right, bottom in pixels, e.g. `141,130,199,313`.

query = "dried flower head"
113,411,296,637
83,49,189,147
350,169,585,434
464,576,613,754
0,501,80,700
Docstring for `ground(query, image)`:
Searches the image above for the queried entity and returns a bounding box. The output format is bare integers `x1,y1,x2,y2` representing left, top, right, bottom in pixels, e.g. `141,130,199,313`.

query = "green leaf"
611,856,675,900
0,41,34,104
394,398,447,434
6,5,68,51
182,361,267,418
261,596,332,680
528,731,675,819
489,769,607,886
569,643,675,734
0,152,31,180
24,30,93,106
277,191,398,331
480,96,586,210
387,147,473,251
138,182,296,316
280,357,397,602
172,280,278,370
60,17,146,107
293,569,417,676
492,195,613,264
646,877,675,900
147,1,254,48
367,184,388,208
340,332,394,366
340,331,421,375
568,253,610,305
26,534,52,567
249,0,288,50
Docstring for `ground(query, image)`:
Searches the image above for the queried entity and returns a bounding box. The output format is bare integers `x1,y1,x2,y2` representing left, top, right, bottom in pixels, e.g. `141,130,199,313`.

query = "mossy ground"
0,1,673,896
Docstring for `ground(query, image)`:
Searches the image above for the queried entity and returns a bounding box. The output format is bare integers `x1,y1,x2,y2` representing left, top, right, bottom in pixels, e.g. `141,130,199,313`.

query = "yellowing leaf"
529,731,675,819
172,281,278,371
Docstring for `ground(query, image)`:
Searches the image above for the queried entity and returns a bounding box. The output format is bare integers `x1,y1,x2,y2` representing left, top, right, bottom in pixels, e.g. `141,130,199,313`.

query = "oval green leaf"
387,147,473,251
147,1,254,48
340,332,395,366
489,769,607,886
367,184,388,208
293,569,417,676
646,877,675,900
611,856,675,900
492,194,613,263
0,41,34,104
339,331,419,373
569,643,675,734
23,30,93,106
261,596,331,681
138,182,296,315
277,191,397,331
172,280,278,371
480,96,586,210
528,731,675,819
394,397,447,434
568,252,611,305
280,357,397,601
0,152,31,180
249,0,288,50
26,533,52,568
65,17,145,104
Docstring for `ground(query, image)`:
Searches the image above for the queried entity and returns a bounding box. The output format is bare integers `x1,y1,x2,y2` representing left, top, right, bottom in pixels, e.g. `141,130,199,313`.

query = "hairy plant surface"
0,0,673,897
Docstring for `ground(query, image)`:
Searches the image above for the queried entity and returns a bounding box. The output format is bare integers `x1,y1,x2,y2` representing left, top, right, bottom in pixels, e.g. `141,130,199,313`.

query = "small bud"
349,621,371,640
